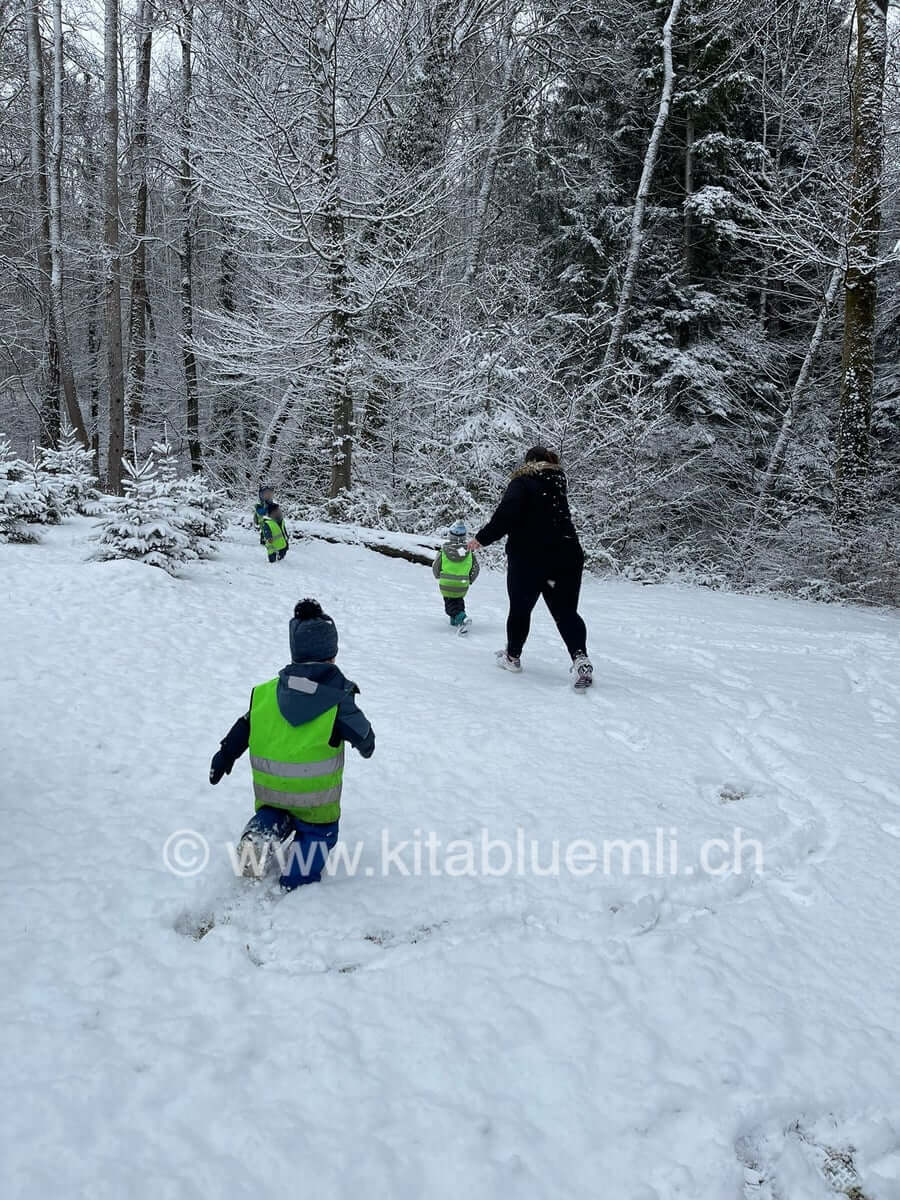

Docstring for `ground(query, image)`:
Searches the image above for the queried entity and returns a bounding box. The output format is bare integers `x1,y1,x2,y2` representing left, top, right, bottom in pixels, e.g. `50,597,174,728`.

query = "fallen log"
300,530,436,567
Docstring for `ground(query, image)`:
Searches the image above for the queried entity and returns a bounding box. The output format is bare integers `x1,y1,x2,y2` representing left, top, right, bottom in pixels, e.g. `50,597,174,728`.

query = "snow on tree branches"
92,442,226,574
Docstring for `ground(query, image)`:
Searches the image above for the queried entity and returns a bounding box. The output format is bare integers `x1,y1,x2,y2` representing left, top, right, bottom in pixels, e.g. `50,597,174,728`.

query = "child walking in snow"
260,502,289,563
433,520,479,632
209,598,375,890
253,484,274,543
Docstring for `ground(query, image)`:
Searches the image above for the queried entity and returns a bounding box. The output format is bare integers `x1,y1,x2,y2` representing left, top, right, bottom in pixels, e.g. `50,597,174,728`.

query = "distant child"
209,598,375,890
261,502,289,563
432,520,479,632
253,484,275,543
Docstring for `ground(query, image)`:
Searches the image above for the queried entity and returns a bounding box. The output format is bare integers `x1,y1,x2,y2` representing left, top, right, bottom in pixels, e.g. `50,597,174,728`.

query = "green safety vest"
439,550,473,597
248,679,344,823
261,517,287,552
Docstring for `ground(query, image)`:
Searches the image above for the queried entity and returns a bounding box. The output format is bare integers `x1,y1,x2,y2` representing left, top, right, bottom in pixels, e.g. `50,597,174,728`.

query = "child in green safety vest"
432,520,480,632
208,598,375,890
261,502,289,563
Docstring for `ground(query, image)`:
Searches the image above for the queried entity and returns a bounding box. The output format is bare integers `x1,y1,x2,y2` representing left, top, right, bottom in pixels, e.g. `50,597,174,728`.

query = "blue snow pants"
241,806,339,890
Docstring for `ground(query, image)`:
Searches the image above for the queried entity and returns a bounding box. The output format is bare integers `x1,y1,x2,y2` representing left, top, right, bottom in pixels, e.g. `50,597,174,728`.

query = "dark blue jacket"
215,661,375,771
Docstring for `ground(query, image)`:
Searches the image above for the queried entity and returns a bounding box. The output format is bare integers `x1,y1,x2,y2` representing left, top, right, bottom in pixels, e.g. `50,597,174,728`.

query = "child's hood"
272,661,353,727
441,538,471,561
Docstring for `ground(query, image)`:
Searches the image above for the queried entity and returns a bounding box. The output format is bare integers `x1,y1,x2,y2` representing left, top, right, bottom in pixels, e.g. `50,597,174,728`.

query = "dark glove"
209,749,232,785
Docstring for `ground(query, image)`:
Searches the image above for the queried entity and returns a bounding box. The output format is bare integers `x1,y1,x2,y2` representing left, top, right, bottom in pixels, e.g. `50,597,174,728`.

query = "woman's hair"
524,446,560,466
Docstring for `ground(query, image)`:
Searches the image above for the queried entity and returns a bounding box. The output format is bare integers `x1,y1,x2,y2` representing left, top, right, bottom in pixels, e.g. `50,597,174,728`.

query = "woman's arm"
474,478,526,547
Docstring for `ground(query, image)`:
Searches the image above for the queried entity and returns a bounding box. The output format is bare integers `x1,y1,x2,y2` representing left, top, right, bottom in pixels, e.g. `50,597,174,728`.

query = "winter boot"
495,649,523,673
571,653,593,691
235,828,274,878
236,808,294,878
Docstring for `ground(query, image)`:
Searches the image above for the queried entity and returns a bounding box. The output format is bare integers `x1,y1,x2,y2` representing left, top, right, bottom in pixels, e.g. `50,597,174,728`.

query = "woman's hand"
467,538,482,551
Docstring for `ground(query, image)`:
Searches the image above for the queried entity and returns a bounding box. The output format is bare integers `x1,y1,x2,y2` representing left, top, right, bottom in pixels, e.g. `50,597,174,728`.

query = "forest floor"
2,517,900,1199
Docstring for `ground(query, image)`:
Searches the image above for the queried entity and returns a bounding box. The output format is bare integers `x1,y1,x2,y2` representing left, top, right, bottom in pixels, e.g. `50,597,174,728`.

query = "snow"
2,518,900,1199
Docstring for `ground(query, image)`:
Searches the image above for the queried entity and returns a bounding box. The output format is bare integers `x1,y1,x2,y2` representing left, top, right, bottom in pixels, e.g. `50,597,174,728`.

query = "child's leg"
443,596,465,624
267,550,277,563
279,818,340,890
241,806,294,843
237,807,294,877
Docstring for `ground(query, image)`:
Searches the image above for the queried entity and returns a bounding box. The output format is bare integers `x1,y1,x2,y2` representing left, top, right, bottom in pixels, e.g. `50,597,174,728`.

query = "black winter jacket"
475,462,582,562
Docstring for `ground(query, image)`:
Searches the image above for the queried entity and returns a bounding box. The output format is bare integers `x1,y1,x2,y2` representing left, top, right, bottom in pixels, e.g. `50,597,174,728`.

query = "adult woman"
469,446,593,689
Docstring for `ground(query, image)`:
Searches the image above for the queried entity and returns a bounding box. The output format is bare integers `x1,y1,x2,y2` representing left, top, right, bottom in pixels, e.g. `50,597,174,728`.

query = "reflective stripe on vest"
250,751,344,778
248,679,344,817
439,550,472,597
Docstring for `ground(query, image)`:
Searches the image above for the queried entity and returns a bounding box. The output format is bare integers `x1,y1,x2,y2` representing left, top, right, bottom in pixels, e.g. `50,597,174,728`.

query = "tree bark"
178,2,201,472
104,0,126,492
835,0,887,523
49,0,90,449
24,0,60,447
602,0,683,373
125,0,153,435
310,0,354,497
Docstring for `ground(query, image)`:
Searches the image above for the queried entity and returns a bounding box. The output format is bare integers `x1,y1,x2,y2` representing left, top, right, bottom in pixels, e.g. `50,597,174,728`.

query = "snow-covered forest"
1,0,898,601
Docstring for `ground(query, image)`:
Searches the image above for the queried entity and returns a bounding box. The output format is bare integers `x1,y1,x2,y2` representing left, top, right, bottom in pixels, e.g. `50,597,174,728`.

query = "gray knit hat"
289,598,338,662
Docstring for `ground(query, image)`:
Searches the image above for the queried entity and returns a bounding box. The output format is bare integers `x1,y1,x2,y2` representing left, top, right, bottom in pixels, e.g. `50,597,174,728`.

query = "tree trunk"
835,0,887,523
178,2,201,472
104,0,126,492
88,301,102,475
49,0,90,449
757,264,843,503
256,381,298,482
125,0,153,435
602,0,683,372
683,112,694,283
24,0,60,448
311,0,354,497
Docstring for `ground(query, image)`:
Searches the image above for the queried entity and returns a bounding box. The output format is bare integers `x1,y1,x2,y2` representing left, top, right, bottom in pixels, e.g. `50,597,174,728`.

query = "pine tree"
152,437,227,558
0,436,46,543
38,422,101,515
93,451,194,574
29,452,65,526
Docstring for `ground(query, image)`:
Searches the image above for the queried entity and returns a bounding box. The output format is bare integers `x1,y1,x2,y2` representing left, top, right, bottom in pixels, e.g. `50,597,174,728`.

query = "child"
253,484,274,543
432,519,479,632
209,598,375,890
261,501,289,563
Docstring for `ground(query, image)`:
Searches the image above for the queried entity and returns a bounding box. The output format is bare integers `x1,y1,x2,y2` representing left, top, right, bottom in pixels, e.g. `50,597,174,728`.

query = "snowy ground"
2,518,900,1200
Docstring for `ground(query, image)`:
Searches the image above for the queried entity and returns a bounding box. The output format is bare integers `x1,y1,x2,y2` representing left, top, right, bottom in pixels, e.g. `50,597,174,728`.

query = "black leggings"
506,552,587,660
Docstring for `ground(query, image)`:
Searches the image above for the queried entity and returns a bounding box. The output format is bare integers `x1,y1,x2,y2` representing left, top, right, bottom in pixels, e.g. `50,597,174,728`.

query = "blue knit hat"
449,520,467,538
289,598,338,662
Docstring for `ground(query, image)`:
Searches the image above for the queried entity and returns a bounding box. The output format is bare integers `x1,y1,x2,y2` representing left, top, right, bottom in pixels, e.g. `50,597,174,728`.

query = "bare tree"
125,0,153,435
835,0,888,522
48,0,89,449
757,264,844,506
104,0,125,491
602,0,683,372
24,0,59,446
177,0,201,472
